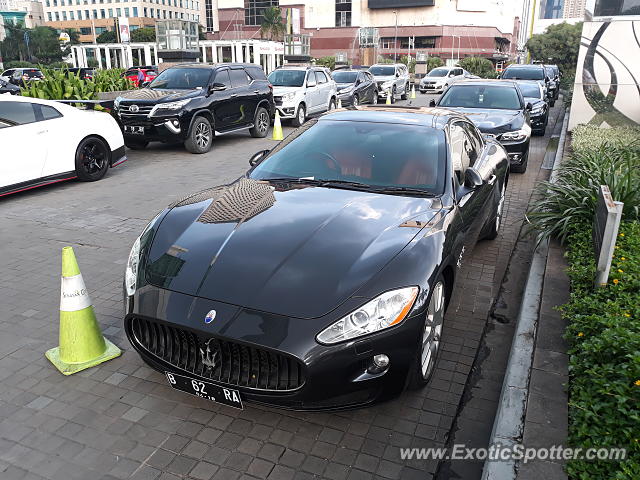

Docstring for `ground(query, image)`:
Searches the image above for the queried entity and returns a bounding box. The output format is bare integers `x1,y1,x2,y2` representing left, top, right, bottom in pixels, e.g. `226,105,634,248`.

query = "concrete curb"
481,108,570,480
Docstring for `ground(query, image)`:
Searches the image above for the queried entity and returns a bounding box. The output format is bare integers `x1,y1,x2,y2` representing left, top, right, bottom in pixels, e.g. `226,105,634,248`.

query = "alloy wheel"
81,141,107,174
195,122,211,149
298,106,305,124
421,281,445,379
257,111,269,134
353,95,359,107
373,92,378,104
495,182,506,232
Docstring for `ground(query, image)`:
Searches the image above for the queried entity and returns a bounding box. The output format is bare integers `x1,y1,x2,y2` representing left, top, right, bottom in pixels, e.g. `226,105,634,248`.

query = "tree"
458,57,497,78
525,22,583,74
63,28,81,44
314,56,335,70
198,24,206,40
426,57,444,72
131,27,156,42
96,30,117,44
259,7,286,41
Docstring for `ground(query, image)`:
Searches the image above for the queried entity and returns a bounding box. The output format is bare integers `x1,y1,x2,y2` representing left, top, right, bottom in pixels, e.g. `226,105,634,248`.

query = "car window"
0,102,37,127
502,67,545,81
214,70,232,88
440,85,522,110
250,119,447,193
517,82,542,99
268,69,306,87
449,122,473,181
315,71,328,84
455,68,463,76
332,71,358,83
2,70,14,76
428,68,449,77
149,67,211,89
247,66,267,81
369,66,396,76
229,68,250,88
306,72,317,87
38,104,62,121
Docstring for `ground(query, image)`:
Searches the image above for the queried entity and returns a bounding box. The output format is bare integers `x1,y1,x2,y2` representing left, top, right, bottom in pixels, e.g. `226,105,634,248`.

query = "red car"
123,66,157,87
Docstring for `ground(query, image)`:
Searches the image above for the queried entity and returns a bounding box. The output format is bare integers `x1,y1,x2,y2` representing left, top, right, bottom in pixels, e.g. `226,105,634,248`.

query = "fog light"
172,120,179,127
367,353,390,374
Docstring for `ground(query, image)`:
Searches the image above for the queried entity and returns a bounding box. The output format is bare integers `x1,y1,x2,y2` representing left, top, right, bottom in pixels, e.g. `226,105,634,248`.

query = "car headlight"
316,286,419,344
114,96,122,109
338,86,353,94
382,81,394,90
282,92,295,102
125,236,141,296
500,126,531,142
150,99,190,116
530,106,544,115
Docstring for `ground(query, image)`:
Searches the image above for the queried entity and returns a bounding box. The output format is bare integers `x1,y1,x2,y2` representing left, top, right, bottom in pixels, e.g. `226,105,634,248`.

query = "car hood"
118,88,203,102
272,86,301,96
145,178,440,319
373,75,396,83
336,82,355,89
525,97,545,108
444,108,524,134
421,77,446,83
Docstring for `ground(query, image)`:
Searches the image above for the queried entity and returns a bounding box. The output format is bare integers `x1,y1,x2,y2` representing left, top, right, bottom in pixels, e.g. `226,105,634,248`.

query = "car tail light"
268,83,273,91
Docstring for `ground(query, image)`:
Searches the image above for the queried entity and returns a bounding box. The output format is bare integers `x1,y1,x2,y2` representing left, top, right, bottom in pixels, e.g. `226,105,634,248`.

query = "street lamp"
393,10,398,63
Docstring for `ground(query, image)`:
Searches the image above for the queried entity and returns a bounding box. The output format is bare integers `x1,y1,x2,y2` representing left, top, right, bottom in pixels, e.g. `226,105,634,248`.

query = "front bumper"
117,112,188,142
337,92,355,105
275,105,298,119
124,285,421,410
500,137,530,166
530,113,547,131
420,83,445,93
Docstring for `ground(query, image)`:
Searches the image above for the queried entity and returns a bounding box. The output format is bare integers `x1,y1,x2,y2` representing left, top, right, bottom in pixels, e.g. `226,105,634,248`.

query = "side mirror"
464,168,483,189
249,149,270,167
525,102,533,111
209,82,227,93
545,76,551,83
429,99,436,107
141,81,151,88
395,72,400,77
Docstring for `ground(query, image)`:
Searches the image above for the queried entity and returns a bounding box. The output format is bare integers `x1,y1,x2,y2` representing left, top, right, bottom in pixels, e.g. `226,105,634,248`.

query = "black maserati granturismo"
123,106,509,410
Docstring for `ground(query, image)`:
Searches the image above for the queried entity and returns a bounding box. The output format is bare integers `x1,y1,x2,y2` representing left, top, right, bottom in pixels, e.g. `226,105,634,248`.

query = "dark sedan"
123,106,509,410
0,79,20,95
515,81,549,136
332,69,378,106
432,80,532,173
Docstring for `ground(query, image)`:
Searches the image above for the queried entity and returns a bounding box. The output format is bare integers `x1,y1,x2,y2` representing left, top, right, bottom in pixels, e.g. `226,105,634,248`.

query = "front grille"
129,316,305,391
119,104,154,117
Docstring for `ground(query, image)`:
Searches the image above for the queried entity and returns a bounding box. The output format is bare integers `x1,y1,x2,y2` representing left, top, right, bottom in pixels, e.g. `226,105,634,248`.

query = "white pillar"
245,43,251,64
105,46,112,69
252,45,260,66
144,44,152,65
235,42,244,62
211,45,218,63
201,45,207,63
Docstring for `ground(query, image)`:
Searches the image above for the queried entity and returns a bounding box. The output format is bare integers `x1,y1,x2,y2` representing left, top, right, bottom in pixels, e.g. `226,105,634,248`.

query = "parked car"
122,66,158,87
123,106,509,410
66,67,96,80
0,78,20,95
268,66,337,127
332,69,378,106
368,63,410,103
433,79,532,173
419,66,472,94
113,63,274,153
515,80,549,136
2,68,45,87
500,64,551,102
544,64,560,103
0,95,125,197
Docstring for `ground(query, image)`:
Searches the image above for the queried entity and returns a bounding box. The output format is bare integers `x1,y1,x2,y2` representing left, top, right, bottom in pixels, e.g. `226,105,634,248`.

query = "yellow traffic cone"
337,98,342,109
272,110,283,140
45,246,121,375
386,90,392,105
410,85,416,99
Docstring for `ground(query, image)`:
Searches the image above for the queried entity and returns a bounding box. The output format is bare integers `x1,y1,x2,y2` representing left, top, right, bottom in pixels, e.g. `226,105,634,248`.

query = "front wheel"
75,136,110,182
291,104,306,127
184,116,213,154
400,83,409,100
483,180,506,240
409,277,446,389
327,98,336,111
249,106,270,138
352,95,359,107
372,91,379,104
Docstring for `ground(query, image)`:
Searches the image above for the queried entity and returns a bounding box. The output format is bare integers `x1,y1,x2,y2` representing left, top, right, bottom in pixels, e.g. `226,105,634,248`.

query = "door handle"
488,174,497,185
253,90,260,94
230,94,238,98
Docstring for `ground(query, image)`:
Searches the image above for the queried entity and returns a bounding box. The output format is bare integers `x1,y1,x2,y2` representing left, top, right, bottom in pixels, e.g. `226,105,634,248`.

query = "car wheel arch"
188,109,214,134
78,134,113,166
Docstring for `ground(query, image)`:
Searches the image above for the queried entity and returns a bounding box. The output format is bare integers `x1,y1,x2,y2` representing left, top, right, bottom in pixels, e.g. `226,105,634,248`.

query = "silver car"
368,63,410,103
419,67,473,94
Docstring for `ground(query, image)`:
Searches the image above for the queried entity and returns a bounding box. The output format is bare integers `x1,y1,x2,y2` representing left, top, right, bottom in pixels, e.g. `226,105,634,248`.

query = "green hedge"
563,222,640,479
572,125,640,154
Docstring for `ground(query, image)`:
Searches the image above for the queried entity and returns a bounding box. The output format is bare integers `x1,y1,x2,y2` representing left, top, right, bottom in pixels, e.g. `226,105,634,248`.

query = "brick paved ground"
0,95,561,480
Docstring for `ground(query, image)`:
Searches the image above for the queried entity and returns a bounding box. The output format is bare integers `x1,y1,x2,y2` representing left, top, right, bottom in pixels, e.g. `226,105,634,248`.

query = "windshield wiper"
376,186,435,196
316,179,375,190
262,177,321,184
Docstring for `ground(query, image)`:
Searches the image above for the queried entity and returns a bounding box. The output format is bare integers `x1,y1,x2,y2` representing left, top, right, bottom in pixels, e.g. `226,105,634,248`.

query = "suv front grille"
119,104,154,117
128,316,305,391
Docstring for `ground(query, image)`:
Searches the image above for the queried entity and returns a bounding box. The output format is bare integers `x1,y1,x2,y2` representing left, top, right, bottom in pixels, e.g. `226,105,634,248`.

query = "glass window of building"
244,0,279,26
133,7,138,15
125,7,130,15
47,12,52,20
336,0,351,27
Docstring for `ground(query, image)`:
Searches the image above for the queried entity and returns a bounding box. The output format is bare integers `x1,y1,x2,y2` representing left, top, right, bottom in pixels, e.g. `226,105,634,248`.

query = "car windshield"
502,67,544,80
428,68,449,77
440,85,522,110
24,70,43,78
249,120,446,194
332,71,358,83
148,68,210,89
369,66,395,76
517,83,542,99
268,69,306,87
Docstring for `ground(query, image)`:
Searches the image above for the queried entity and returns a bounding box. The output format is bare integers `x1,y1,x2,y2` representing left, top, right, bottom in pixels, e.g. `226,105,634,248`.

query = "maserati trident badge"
204,310,217,324
199,339,219,369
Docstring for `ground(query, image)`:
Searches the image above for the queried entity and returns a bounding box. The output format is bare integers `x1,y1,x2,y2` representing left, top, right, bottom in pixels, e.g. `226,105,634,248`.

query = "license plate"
165,372,243,409
124,125,145,135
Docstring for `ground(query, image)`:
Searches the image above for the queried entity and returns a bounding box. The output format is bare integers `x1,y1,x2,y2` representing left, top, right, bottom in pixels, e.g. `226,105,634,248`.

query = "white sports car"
0,95,126,197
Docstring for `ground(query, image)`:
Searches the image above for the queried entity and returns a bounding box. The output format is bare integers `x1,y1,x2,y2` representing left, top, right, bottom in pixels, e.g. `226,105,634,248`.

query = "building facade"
42,0,206,43
206,0,522,65
563,0,586,18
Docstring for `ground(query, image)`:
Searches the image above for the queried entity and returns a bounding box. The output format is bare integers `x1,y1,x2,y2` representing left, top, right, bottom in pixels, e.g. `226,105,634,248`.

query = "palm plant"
259,7,286,41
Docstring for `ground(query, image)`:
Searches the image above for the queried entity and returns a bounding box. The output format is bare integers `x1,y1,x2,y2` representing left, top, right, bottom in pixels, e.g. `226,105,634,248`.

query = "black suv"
113,63,274,154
